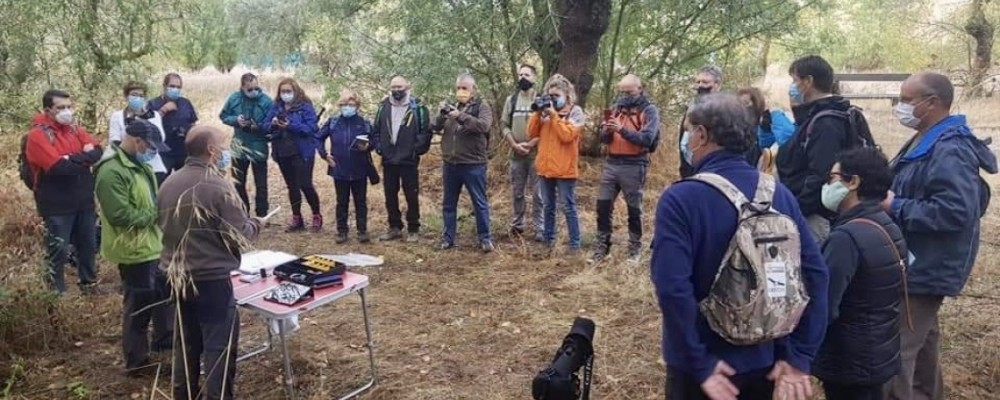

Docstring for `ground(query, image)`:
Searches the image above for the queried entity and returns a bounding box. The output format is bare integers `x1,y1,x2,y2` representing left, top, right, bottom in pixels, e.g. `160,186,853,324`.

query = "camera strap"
581,355,593,400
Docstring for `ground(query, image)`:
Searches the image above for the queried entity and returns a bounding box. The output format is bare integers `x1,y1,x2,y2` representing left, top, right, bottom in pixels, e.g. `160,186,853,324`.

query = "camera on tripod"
532,317,596,400
531,94,555,112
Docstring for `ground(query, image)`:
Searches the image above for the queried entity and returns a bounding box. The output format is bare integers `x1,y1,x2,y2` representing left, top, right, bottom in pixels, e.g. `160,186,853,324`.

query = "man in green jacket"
219,72,273,217
94,120,173,377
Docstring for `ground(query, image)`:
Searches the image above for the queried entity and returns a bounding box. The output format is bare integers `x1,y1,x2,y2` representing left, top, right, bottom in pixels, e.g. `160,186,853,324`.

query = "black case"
273,257,346,288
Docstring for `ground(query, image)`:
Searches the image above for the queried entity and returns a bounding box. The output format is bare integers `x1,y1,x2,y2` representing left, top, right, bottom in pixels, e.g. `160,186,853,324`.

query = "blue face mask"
216,149,232,171
341,105,357,118
680,130,694,166
166,87,182,100
244,88,259,99
788,83,804,104
136,147,157,163
553,96,566,109
128,95,146,111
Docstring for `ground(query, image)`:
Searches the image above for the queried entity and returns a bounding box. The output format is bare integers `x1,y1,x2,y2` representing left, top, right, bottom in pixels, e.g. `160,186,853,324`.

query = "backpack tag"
765,260,787,298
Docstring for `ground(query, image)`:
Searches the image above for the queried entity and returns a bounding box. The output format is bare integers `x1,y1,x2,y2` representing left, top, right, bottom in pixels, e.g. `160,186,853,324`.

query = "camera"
531,94,554,112
276,111,289,124
440,103,457,116
532,317,596,400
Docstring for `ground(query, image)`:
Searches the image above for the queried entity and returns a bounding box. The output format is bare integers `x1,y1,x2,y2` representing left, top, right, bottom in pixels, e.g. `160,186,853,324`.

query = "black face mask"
696,86,713,95
518,78,534,91
391,90,407,101
616,94,640,108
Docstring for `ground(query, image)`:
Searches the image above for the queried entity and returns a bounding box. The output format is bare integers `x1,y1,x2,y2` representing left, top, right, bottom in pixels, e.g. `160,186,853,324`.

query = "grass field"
0,69,997,399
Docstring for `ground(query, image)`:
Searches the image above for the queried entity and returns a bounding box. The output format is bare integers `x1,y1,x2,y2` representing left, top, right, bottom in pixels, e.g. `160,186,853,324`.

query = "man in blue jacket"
884,73,997,400
652,93,829,400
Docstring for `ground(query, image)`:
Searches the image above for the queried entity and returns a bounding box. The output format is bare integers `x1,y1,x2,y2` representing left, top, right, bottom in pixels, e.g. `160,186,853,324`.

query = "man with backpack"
652,93,828,400
22,90,103,294
777,55,875,244
501,64,545,241
590,74,660,263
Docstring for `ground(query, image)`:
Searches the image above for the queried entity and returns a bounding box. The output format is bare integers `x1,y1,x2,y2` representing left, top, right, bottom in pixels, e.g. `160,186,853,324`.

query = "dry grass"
0,69,997,399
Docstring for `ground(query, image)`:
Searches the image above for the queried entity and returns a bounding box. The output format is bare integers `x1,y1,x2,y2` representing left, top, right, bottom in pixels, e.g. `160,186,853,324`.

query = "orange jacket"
528,105,583,179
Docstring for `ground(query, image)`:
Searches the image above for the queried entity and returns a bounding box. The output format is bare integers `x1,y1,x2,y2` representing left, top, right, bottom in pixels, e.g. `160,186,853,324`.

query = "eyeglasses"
827,172,856,183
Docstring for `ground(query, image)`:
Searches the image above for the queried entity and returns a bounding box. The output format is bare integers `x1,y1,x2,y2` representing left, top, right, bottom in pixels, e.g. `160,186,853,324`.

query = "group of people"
18,52,996,400
653,55,995,400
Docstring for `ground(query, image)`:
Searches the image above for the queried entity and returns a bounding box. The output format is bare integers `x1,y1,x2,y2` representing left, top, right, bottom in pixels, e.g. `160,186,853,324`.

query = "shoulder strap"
33,124,56,143
847,217,913,332
804,109,848,138
752,173,776,204
507,93,518,129
687,172,750,210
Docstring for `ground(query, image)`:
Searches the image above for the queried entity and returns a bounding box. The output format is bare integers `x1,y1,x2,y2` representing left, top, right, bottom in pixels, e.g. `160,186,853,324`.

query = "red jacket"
24,113,102,216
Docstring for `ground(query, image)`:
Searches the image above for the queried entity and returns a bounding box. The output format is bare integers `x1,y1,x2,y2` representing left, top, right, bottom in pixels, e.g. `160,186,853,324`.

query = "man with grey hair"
679,65,724,178
433,73,495,252
652,92,828,400
591,74,660,263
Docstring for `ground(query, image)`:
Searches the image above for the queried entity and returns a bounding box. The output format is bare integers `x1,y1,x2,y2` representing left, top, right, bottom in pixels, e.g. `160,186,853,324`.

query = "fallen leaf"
422,355,431,363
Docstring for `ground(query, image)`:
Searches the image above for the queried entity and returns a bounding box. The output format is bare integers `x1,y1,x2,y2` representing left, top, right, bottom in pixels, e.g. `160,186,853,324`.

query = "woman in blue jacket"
738,87,796,175
317,90,374,244
263,78,321,232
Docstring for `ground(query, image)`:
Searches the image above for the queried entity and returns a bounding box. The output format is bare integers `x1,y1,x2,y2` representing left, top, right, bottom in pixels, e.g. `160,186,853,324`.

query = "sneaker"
480,240,495,253
310,215,324,233
437,240,455,251
626,241,642,263
358,232,371,243
379,229,403,241
335,232,349,244
285,215,305,233
405,231,421,243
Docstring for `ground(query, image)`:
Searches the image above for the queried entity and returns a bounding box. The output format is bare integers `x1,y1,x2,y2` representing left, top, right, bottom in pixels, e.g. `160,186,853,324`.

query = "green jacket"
219,91,274,162
94,146,162,265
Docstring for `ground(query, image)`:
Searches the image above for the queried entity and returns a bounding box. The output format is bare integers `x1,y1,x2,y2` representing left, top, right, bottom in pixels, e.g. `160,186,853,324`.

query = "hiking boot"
358,232,371,243
405,231,421,243
335,232,349,244
379,229,403,241
626,241,643,263
588,236,611,264
79,282,106,296
480,240,495,253
438,240,455,251
310,214,324,233
285,215,305,232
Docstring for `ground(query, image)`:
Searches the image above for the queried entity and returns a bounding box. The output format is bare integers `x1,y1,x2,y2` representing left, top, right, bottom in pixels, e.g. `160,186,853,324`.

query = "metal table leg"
335,288,377,400
237,319,274,362
279,319,296,400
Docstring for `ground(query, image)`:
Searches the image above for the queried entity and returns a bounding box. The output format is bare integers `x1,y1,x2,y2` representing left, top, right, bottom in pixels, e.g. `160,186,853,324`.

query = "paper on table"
240,250,299,274
322,253,384,267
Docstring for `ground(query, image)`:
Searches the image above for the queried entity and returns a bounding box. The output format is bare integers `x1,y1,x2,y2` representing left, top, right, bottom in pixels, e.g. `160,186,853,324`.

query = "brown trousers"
886,294,945,400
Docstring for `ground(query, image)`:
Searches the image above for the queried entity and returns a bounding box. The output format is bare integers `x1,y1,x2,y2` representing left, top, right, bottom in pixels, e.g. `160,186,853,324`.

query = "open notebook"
238,250,300,274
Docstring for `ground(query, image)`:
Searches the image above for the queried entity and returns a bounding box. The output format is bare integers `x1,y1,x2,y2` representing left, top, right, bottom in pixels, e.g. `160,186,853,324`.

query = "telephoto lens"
531,317,596,400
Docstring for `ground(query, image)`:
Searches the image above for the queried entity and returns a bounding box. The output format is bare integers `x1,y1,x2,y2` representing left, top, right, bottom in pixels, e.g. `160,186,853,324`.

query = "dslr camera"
531,94,554,112
532,317,596,400
440,103,457,116
276,111,290,124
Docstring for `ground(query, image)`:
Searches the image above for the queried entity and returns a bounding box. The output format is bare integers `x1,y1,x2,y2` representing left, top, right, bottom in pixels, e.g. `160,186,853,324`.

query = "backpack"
802,106,877,150
19,125,56,190
686,172,810,345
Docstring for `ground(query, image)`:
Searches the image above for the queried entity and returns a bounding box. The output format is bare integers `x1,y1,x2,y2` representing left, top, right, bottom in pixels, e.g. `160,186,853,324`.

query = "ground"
0,70,998,399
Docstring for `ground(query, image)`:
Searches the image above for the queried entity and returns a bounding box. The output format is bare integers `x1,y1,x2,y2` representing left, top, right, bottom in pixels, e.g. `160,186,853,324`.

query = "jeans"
824,382,885,400
172,279,239,400
119,261,173,370
334,178,368,234
276,156,320,217
666,367,773,400
232,157,270,217
596,163,647,246
43,210,98,293
383,164,421,233
509,157,542,233
441,163,491,244
539,178,580,248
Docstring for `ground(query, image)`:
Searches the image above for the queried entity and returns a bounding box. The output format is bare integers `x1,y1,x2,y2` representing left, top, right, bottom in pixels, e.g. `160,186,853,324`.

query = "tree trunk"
553,0,611,108
759,37,771,78
965,0,994,97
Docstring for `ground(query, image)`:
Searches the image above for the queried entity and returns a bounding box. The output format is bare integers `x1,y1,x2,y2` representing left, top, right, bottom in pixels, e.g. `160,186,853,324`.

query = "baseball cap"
126,119,170,153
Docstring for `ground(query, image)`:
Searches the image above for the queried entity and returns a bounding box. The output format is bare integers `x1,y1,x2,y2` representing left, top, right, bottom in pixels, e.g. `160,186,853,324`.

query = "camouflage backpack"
687,172,809,345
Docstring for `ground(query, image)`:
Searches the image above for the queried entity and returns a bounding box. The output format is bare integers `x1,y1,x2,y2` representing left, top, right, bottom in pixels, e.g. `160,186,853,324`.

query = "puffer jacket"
262,100,319,160
317,114,373,181
889,114,997,296
814,202,905,385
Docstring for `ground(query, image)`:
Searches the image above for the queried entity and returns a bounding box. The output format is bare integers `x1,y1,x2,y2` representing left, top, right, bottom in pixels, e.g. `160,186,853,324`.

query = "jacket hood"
974,135,998,174
903,115,998,174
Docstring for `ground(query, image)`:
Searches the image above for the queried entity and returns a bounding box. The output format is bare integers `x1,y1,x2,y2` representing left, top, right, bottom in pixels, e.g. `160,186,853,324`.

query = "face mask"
455,89,472,104
341,105,357,118
216,149,232,171
821,181,851,212
616,94,638,108
894,101,924,129
696,86,713,95
136,147,157,163
166,87,182,100
391,90,407,101
55,109,74,125
680,130,694,165
518,78,534,91
553,96,566,109
244,88,259,99
280,92,295,103
128,95,146,111
788,83,804,104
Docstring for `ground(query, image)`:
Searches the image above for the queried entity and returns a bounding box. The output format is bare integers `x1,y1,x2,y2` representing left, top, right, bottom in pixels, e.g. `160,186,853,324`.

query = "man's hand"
767,361,813,400
700,361,739,400
604,119,623,133
83,143,95,152
881,190,896,211
160,101,178,114
513,143,530,156
447,109,461,119
325,155,336,167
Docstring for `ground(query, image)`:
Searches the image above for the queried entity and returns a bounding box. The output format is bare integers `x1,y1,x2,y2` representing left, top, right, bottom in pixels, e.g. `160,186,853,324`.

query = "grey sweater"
158,158,261,282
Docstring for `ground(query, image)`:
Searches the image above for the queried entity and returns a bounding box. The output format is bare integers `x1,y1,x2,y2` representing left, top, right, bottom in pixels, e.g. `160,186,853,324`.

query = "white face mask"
893,102,921,129
821,181,851,212
280,93,295,103
55,109,74,125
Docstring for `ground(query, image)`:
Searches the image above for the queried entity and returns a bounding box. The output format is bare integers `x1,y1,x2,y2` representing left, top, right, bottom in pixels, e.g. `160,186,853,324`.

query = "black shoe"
480,240,495,253
379,229,403,241
335,232,349,244
438,241,455,251
358,232,371,243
